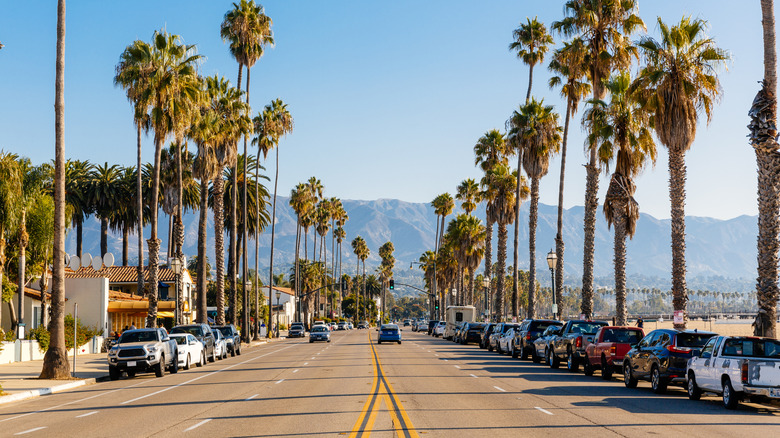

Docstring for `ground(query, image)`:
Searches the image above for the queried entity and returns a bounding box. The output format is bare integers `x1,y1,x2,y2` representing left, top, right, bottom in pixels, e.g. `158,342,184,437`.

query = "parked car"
452,322,467,343
348,322,354,330
532,325,562,363
403,319,411,327
171,323,217,363
378,324,402,344
337,321,347,330
479,323,497,349
459,322,486,345
498,327,517,355
107,328,178,380
547,320,609,371
427,320,439,335
687,335,780,408
583,326,644,379
213,324,241,356
434,321,446,337
623,329,716,393
169,333,205,370
488,323,518,352
310,325,331,343
288,322,305,338
213,329,228,360
358,321,369,329
512,319,562,360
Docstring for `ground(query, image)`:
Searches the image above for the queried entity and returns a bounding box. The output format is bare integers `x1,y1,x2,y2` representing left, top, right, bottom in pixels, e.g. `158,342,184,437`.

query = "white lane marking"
121,344,298,405
293,369,299,373
245,394,258,401
76,411,99,418
184,419,212,432
470,374,478,378
14,427,47,435
454,365,461,369
535,407,554,415
443,359,448,361
303,362,309,366
311,357,316,359
275,379,284,384
493,386,506,392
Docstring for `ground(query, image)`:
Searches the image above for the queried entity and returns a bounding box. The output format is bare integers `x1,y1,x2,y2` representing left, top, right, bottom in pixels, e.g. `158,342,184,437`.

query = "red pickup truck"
584,326,644,380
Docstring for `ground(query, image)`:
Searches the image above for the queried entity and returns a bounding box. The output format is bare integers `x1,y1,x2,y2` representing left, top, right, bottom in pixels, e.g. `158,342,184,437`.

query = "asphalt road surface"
0,329,779,437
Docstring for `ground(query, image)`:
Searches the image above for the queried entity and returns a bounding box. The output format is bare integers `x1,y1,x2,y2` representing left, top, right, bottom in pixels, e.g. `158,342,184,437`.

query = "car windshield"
569,322,606,335
120,331,158,343
382,325,399,331
721,338,780,357
171,335,188,345
502,325,517,333
312,326,328,333
217,327,232,336
171,326,203,337
676,333,714,348
602,329,643,344
532,322,561,331
469,324,486,331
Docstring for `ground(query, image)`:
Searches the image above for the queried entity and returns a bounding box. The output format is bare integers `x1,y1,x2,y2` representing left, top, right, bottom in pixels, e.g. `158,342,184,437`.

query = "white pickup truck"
686,335,780,408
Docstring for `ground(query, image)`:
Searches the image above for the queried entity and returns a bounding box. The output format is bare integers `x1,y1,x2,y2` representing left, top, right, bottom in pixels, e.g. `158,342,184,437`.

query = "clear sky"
0,0,765,220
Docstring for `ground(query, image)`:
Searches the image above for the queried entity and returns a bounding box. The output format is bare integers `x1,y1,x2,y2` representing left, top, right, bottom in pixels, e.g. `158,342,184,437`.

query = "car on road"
171,323,217,363
310,325,331,343
512,319,562,360
547,320,609,371
403,319,411,327
338,321,347,330
213,329,228,360
213,324,241,356
532,325,562,363
488,323,518,352
623,329,716,393
288,322,305,338
358,322,369,329
434,321,446,337
479,323,496,349
687,335,780,408
378,324,402,344
169,333,205,370
107,328,178,380
497,327,517,355
427,320,439,335
459,322,486,345
348,322,354,330
583,326,644,379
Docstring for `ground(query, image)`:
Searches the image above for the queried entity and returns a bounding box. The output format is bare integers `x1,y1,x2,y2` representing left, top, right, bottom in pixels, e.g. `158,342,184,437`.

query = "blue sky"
0,0,765,220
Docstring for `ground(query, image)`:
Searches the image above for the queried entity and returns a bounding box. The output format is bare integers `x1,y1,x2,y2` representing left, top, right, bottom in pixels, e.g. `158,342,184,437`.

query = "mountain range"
66,196,758,284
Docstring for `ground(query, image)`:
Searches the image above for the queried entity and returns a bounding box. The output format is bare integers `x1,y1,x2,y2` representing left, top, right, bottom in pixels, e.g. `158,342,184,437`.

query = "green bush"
28,326,50,352
65,314,101,350
4,330,16,342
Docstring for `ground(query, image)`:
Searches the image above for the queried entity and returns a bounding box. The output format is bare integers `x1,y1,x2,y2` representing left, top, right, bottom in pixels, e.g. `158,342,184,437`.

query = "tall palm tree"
432,193,454,253
289,183,310,320
553,0,644,318
456,179,481,215
352,236,368,321
632,17,728,329
592,71,656,325
508,99,562,318
41,0,69,379
89,163,122,258
484,164,519,321
109,167,138,265
548,38,591,310
509,17,554,320
378,241,395,320
0,151,21,333
63,160,93,258
474,129,510,317
751,0,779,337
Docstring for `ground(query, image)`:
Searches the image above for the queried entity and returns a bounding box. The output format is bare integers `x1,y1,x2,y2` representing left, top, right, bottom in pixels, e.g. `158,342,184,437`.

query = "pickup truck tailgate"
749,360,780,387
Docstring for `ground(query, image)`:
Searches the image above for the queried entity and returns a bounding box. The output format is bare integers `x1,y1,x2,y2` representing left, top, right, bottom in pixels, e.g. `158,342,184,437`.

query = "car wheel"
231,346,236,357
488,343,493,352
126,370,136,378
722,378,741,409
109,366,120,381
550,349,560,369
170,353,179,374
520,346,529,361
155,355,166,378
511,344,518,359
398,341,402,344
184,353,191,370
209,348,216,363
687,372,702,401
624,362,638,388
583,355,594,376
532,350,540,363
651,366,667,394
197,352,205,367
237,346,241,356
601,360,612,380
309,339,314,343
567,349,579,372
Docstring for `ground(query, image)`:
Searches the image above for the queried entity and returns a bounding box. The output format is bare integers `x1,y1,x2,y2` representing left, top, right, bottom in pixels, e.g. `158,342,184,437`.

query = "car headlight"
147,346,158,354
108,348,118,356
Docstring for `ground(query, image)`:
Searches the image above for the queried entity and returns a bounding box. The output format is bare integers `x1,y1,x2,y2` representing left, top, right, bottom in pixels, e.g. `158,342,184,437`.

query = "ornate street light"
170,257,183,325
546,249,558,319
275,290,282,338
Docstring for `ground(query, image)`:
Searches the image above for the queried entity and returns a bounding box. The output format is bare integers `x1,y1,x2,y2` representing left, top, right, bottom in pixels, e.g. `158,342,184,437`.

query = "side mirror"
691,349,701,357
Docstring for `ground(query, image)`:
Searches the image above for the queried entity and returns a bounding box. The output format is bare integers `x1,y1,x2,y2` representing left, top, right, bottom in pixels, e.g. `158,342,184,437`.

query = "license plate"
127,361,136,367
613,360,622,366
770,388,780,398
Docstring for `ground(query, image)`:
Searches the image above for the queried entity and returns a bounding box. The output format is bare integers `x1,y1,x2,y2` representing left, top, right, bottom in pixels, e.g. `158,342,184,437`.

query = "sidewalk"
0,335,280,406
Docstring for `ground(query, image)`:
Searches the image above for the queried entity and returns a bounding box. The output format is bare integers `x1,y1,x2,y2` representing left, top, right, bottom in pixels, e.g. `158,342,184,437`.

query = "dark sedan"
479,323,496,349
512,319,562,359
459,322,487,345
213,324,241,356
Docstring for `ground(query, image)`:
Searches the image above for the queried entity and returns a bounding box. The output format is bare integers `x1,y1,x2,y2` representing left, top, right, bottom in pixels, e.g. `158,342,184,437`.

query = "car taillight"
741,361,748,384
526,334,532,340
667,345,691,354
576,336,582,348
610,345,616,355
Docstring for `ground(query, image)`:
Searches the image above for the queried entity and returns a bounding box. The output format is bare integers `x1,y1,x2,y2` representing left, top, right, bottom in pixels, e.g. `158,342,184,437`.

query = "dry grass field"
643,320,757,336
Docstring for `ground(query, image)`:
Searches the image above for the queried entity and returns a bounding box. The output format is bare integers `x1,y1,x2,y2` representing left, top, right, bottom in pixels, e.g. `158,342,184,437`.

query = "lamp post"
170,257,183,325
546,249,558,320
482,277,490,321
275,290,282,338
246,280,256,340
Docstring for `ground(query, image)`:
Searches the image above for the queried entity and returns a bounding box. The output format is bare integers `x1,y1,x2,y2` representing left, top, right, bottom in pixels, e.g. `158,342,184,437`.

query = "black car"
512,319,562,359
479,323,496,349
489,323,519,353
623,328,717,394
213,324,242,356
427,320,439,336
460,322,486,345
171,323,217,362
288,322,305,338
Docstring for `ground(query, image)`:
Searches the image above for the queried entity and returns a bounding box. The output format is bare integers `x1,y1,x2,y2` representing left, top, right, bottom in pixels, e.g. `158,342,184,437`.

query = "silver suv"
288,323,305,338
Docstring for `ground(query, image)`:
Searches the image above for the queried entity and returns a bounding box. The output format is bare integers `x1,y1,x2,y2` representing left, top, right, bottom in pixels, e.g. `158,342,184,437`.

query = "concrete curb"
0,378,98,406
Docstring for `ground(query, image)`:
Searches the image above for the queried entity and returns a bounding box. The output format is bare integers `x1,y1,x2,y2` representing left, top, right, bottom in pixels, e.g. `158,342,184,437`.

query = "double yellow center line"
349,333,419,438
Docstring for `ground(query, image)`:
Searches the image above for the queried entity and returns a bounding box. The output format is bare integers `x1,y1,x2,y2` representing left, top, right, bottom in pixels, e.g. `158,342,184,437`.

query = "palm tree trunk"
613,211,628,326
254,149,260,339
581,151,599,318
146,132,163,328
230,163,238,325
122,222,129,266
434,214,440,252
526,64,534,102
294,222,301,321
100,217,108,257
175,137,184,326
214,174,226,325
136,122,144,300
76,219,82,257
0,229,5,330
484,219,493,318
439,215,446,254
496,222,507,322
267,147,279,337
17,210,27,327
41,0,69,379
556,100,572,316
197,177,208,324
669,149,688,329
167,213,173,258
513,151,522,318
527,177,539,319
242,67,251,343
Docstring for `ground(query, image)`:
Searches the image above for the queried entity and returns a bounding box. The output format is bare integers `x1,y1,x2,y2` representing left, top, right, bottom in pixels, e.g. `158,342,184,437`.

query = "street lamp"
170,257,183,325
245,280,256,340
275,290,282,338
482,277,490,321
546,249,558,320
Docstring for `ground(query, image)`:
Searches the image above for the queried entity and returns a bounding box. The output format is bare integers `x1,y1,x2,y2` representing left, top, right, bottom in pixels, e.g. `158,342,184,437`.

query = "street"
0,330,778,437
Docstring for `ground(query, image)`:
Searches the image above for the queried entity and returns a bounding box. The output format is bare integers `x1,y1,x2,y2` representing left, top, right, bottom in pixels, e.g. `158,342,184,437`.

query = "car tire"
511,344,518,359
309,339,314,343
687,372,702,401
624,362,638,388
197,351,205,367
722,378,741,409
532,350,540,363
155,356,166,378
520,346,529,361
109,365,120,381
126,370,136,378
601,357,612,380
567,349,579,372
231,346,236,357
547,349,560,369
237,346,241,356
488,343,493,352
583,355,594,376
651,366,667,394
170,353,179,374
184,353,191,370
209,348,216,363
398,341,402,344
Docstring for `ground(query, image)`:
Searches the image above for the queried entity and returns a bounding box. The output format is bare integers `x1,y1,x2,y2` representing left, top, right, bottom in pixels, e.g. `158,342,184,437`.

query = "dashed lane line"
14,427,47,435
493,386,506,392
184,419,212,432
75,411,99,418
275,379,285,384
470,374,478,378
245,394,258,401
535,407,554,415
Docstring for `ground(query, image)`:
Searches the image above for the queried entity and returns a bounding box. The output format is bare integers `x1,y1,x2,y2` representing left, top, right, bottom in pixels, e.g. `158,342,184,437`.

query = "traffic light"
434,300,439,310
341,278,347,290
389,279,394,290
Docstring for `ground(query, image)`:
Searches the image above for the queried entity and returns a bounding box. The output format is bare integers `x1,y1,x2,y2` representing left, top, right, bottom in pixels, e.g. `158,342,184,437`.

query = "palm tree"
378,241,395,320
751,0,779,337
63,160,93,258
448,214,486,306
508,99,562,318
334,226,347,311
593,71,656,325
432,193,454,253
553,0,644,318
289,183,310,320
89,163,122,258
548,38,591,311
0,151,21,333
474,129,510,318
484,164,519,321
41,0,69,379
109,167,139,265
456,179,481,215
352,236,368,321
632,17,728,329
